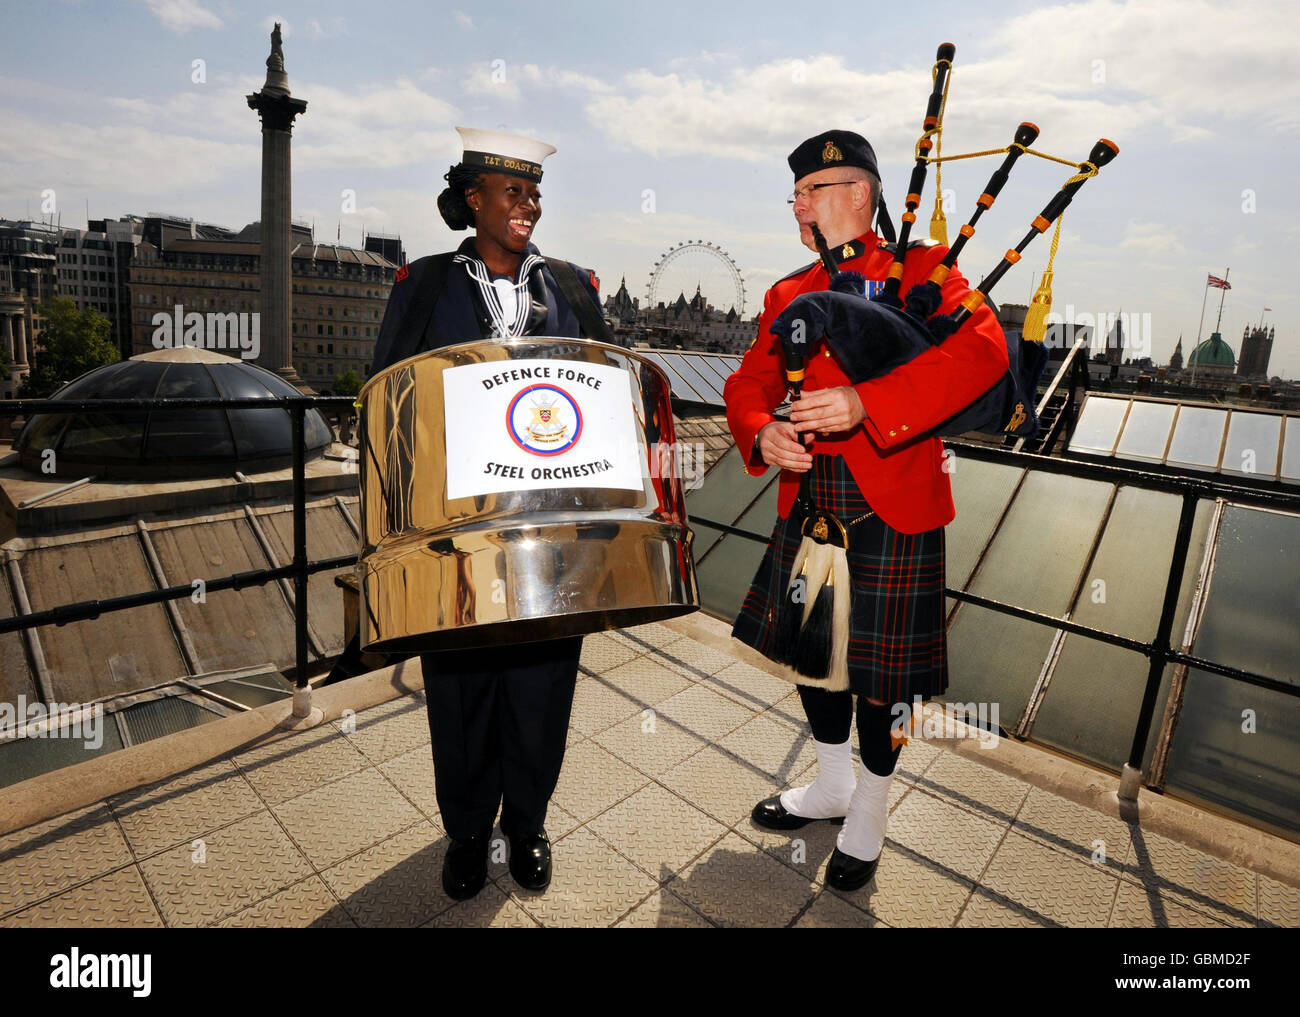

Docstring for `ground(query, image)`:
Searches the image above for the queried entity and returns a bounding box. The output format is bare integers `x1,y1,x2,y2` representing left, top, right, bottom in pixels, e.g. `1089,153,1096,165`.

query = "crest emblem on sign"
507,384,583,456
528,398,567,442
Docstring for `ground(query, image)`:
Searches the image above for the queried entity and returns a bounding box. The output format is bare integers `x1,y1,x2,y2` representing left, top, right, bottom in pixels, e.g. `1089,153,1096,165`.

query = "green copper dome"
1187,332,1235,368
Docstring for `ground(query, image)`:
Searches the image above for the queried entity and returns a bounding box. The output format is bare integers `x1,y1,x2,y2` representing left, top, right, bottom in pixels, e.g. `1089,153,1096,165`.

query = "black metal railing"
1,394,358,691
690,440,1300,781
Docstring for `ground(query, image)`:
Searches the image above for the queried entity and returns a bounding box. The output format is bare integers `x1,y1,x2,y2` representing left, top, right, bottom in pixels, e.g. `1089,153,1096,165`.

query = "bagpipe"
767,43,1119,686
771,43,1118,442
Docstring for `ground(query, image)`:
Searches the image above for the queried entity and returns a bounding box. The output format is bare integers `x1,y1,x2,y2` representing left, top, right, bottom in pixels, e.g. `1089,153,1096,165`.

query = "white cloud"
0,109,255,203
292,78,460,169
556,0,1297,166
307,17,347,39
454,10,473,30
460,61,611,104
1121,218,1187,256
142,0,221,34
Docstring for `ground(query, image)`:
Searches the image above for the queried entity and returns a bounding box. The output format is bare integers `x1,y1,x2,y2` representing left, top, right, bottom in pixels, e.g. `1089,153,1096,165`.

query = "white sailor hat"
455,126,557,182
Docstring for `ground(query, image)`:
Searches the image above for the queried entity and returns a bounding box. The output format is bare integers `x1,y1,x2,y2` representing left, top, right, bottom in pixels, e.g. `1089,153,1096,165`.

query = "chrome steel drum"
356,337,698,653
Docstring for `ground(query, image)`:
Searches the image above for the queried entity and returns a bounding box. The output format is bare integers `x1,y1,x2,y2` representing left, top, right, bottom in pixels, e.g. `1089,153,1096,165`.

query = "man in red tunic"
724,130,1007,891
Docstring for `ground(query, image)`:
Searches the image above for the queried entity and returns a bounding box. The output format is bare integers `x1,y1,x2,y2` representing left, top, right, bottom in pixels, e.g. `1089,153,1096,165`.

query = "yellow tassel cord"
1021,161,1097,343
929,63,952,245
1022,218,1062,343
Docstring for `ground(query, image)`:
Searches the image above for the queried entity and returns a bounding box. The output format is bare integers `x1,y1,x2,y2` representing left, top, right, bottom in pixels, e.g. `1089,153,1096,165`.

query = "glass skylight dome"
14,347,334,479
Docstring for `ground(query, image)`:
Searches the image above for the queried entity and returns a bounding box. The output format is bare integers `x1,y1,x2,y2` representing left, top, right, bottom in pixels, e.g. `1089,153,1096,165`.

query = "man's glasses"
787,180,859,205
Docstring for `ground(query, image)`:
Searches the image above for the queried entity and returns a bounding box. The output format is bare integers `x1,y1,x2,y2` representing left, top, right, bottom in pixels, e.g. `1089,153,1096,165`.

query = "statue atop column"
268,23,284,70
261,22,290,96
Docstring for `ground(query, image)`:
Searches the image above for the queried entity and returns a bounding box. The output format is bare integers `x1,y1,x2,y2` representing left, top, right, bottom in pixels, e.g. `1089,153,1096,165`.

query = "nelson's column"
246,23,307,384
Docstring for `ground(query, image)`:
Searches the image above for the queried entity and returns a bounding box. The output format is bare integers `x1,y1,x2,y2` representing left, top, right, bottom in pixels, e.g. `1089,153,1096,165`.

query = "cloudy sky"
3,0,1296,375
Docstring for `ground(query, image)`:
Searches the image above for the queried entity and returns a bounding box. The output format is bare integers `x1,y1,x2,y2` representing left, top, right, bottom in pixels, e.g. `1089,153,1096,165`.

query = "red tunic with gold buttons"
723,230,1008,700
724,230,1008,534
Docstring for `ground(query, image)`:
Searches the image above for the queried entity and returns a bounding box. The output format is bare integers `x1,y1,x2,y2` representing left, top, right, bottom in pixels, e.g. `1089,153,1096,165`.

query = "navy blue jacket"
371,238,603,375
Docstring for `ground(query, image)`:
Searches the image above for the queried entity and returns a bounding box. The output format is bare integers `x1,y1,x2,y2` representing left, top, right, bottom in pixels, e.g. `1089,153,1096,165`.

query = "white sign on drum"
442,358,645,499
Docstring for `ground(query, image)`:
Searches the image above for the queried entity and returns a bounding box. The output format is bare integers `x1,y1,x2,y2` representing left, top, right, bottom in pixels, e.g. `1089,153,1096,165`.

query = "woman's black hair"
437,163,484,231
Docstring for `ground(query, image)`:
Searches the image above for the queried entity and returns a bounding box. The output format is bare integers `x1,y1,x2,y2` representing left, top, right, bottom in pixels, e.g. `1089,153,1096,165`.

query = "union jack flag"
1207,274,1231,290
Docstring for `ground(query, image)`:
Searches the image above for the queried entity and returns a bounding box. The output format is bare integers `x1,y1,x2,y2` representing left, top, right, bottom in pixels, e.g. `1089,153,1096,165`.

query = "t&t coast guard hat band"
455,126,557,182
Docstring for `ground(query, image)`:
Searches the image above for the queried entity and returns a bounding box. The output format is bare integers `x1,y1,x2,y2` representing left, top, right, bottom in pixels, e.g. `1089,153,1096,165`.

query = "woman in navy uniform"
370,127,611,901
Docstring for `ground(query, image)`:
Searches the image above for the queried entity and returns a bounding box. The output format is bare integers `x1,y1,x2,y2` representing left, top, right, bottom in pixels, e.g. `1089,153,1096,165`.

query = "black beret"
788,130,881,182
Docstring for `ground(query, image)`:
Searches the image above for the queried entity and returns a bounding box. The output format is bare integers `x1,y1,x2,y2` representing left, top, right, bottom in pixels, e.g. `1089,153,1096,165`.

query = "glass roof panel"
1166,405,1227,472
1283,417,1300,484
945,605,1057,726
685,445,773,563
123,696,222,744
1222,411,1282,479
946,458,1026,591
964,471,1113,614
686,355,733,390
694,530,770,622
639,351,708,402
1114,400,1176,464
208,361,292,458
1068,396,1128,455
663,353,725,404
1164,504,1300,834
1032,494,1216,770
145,365,236,459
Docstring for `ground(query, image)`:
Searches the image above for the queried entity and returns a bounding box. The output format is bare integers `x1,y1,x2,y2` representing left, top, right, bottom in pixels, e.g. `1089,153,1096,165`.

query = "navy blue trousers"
420,636,581,840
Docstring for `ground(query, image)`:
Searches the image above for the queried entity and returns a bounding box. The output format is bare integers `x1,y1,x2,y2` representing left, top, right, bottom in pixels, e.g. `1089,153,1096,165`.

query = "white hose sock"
779,738,855,818
836,765,893,861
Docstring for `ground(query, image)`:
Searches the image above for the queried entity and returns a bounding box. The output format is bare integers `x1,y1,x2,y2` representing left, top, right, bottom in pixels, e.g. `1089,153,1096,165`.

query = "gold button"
824,350,831,357
889,429,897,437
901,424,909,431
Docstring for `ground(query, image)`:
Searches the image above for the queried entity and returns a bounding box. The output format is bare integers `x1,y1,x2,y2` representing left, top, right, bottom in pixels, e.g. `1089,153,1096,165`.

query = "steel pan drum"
357,337,698,653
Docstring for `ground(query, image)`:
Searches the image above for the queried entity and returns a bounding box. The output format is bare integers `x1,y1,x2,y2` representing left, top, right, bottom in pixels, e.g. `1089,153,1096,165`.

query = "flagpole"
1191,275,1210,386
1213,267,1230,333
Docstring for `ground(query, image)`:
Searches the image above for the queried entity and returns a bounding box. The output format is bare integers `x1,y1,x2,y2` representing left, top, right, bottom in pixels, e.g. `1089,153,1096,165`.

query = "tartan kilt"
732,453,949,702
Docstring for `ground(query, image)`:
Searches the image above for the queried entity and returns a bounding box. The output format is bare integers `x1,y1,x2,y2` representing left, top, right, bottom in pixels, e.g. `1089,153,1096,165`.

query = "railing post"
1120,490,1199,801
282,399,323,729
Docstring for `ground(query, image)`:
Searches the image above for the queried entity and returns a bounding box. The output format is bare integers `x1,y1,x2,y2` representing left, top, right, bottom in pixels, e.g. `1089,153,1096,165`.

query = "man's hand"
757,420,814,472
790,387,866,435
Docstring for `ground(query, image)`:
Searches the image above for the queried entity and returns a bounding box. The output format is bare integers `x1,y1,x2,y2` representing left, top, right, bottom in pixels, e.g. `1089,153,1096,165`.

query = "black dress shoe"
825,847,880,891
442,833,490,901
751,795,846,831
508,831,552,891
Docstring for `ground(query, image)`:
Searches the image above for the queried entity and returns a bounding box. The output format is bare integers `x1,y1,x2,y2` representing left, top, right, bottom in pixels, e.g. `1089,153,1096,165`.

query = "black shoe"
825,847,880,891
751,795,846,831
508,831,552,891
442,833,490,901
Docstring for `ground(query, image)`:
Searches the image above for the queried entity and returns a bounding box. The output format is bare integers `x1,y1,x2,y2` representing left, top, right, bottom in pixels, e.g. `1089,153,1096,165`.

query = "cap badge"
822,140,843,163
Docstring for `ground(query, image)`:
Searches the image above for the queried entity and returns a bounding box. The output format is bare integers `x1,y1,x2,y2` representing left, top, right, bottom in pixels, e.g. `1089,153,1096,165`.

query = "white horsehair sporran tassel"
785,508,853,693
